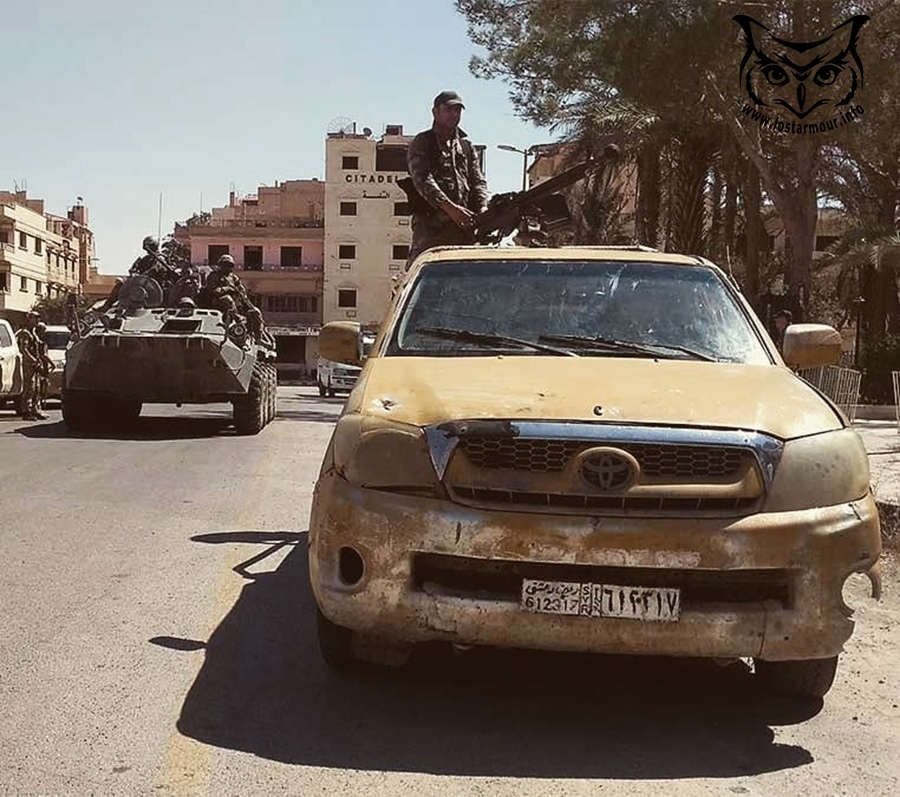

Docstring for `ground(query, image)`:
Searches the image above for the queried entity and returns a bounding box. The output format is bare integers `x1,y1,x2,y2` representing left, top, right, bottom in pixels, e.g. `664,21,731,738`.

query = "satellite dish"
327,116,355,134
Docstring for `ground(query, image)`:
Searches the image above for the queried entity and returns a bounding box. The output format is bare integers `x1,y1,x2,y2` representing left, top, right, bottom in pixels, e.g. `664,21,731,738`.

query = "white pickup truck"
0,318,24,413
316,333,374,397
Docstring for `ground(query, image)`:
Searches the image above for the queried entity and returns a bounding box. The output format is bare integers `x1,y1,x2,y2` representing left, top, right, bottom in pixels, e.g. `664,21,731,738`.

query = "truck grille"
459,437,745,479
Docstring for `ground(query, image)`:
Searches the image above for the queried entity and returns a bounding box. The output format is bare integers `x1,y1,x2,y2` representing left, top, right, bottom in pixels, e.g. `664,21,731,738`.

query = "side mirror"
782,323,842,369
318,321,362,366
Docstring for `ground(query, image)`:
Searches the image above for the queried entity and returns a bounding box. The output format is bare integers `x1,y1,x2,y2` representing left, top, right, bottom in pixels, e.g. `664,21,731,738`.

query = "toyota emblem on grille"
579,448,638,491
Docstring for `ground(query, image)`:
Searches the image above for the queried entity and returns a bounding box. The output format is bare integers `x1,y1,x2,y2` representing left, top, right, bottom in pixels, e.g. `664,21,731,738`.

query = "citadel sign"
344,173,403,184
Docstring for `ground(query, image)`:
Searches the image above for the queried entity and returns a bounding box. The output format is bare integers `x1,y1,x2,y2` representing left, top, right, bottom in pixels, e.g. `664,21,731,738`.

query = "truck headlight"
332,414,445,498
766,428,871,512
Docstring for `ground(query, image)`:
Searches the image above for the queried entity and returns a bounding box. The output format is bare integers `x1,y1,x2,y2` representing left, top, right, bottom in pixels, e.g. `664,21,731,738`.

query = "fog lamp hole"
338,546,365,585
841,571,875,614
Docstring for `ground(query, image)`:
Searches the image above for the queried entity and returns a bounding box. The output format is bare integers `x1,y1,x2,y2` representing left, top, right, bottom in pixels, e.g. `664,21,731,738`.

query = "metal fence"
798,365,862,422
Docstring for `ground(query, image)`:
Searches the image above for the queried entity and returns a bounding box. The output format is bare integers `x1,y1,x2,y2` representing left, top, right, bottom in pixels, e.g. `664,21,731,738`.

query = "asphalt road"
1,388,898,796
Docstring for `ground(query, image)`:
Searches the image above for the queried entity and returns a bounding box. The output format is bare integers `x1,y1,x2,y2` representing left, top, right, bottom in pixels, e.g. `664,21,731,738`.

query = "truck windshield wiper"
537,333,715,361
415,326,578,356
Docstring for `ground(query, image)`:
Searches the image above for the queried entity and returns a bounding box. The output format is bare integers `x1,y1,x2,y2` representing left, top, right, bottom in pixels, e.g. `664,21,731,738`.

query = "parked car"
0,318,23,413
308,245,882,700
316,333,375,397
41,324,72,400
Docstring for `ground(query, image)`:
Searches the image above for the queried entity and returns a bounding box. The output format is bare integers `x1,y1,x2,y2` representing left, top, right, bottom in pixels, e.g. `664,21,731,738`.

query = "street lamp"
497,144,535,191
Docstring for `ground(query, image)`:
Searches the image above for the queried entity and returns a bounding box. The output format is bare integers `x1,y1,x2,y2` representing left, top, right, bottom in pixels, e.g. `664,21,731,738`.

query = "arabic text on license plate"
521,579,680,622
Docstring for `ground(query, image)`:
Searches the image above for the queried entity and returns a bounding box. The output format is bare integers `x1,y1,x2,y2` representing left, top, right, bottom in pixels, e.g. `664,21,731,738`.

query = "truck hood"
349,356,844,439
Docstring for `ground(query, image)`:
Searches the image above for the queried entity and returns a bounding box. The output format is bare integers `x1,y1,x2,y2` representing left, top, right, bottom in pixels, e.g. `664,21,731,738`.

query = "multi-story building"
0,191,92,325
174,179,325,377
323,124,415,329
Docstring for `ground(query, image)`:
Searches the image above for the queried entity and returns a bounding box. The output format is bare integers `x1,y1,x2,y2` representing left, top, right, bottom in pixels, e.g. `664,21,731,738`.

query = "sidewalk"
853,419,900,506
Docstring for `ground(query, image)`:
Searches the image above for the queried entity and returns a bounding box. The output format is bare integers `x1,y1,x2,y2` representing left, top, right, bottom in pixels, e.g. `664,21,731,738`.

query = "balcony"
239,263,324,273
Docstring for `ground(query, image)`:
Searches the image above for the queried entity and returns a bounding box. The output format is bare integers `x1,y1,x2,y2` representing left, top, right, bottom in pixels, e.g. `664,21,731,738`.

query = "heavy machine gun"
398,143,620,247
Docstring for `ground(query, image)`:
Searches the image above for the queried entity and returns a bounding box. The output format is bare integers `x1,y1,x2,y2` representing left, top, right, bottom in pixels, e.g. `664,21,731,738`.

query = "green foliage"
30,293,93,325
861,332,900,403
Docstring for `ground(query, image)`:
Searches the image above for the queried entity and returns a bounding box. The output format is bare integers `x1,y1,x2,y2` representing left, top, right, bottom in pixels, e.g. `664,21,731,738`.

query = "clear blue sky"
0,0,548,274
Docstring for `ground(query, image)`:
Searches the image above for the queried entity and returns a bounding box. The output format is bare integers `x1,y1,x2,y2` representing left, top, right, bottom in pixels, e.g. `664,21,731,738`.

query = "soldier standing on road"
405,90,489,268
15,312,47,421
33,322,54,413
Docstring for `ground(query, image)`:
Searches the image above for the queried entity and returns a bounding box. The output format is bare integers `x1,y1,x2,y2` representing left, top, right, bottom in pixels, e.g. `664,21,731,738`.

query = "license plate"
521,579,681,622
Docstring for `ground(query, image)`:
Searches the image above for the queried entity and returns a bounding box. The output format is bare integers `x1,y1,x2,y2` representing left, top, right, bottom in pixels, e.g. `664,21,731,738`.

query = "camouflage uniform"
205,266,263,339
205,269,250,313
33,324,53,411
15,322,45,420
406,127,489,267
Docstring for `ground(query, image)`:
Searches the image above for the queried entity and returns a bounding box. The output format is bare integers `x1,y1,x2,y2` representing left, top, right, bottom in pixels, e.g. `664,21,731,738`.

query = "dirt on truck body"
308,246,881,700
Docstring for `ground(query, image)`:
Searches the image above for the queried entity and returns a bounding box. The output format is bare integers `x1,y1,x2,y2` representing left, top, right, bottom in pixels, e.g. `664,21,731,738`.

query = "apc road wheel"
263,364,274,425
62,390,100,431
754,655,839,699
268,364,278,422
232,363,265,435
316,608,358,672
110,399,142,428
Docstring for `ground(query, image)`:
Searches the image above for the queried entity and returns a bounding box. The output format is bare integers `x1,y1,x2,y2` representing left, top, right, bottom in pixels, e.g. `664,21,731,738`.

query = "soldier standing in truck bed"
405,90,489,268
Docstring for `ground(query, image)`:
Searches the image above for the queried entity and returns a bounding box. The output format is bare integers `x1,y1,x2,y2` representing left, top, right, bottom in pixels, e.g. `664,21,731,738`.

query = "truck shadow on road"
173,531,818,779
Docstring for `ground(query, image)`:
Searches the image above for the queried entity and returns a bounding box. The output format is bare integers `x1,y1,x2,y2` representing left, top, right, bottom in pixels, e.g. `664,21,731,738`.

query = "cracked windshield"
392,258,770,363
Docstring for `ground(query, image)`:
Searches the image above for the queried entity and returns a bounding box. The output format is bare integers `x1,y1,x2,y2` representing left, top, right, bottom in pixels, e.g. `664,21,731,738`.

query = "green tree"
31,293,93,325
456,0,888,316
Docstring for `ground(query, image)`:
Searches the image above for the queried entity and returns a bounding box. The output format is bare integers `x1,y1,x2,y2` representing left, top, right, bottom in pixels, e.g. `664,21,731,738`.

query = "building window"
208,244,229,265
263,295,319,313
393,202,410,216
338,289,357,309
342,155,359,169
20,276,28,292
392,244,410,261
0,272,7,292
339,201,357,216
244,245,263,270
35,238,42,255
375,145,408,172
280,246,303,268
0,230,8,244
35,281,42,295
338,244,356,260
19,232,27,249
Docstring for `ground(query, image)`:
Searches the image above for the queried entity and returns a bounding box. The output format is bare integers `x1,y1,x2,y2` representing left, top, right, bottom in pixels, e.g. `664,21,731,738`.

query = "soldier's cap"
433,91,465,109
26,311,40,319
218,254,236,266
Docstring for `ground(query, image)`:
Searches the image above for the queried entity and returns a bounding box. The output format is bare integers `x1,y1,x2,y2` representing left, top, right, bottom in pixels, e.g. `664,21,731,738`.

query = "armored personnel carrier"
62,273,278,434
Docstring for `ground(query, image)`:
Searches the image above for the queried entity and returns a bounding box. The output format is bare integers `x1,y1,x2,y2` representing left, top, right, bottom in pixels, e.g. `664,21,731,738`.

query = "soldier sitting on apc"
204,254,264,340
